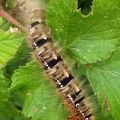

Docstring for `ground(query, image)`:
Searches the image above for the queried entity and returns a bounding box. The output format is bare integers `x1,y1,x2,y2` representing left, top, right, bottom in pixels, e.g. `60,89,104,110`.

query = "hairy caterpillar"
9,0,94,120
29,21,93,120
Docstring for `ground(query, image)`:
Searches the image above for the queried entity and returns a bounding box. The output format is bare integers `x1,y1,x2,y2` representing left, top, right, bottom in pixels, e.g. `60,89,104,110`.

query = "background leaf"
0,25,24,67
11,62,68,120
87,47,120,120
0,0,120,120
46,0,120,64
0,69,27,120
0,18,10,31
4,40,30,78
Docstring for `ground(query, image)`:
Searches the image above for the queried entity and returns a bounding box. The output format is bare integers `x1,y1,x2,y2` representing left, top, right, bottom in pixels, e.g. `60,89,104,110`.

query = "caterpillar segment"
28,20,94,120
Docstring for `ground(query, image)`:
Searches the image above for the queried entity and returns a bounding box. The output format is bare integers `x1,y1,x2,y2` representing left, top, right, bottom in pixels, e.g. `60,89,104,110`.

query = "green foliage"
0,69,9,103
0,19,24,67
0,69,27,120
87,47,120,120
4,41,31,78
0,18,10,30
11,61,68,120
46,0,120,64
0,0,120,120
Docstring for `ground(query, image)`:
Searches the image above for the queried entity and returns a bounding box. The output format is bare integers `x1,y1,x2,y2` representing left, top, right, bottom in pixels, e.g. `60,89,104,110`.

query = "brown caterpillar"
9,0,94,119
28,20,93,120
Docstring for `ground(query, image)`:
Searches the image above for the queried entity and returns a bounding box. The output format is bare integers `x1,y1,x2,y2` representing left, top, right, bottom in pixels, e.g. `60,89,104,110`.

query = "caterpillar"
8,0,94,120
29,20,93,120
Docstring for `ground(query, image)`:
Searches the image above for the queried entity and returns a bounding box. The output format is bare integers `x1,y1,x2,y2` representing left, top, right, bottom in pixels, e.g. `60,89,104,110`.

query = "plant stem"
0,8,26,32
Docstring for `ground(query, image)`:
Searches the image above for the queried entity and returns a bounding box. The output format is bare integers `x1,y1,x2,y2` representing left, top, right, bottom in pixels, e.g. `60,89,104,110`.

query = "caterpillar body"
28,21,93,120
10,0,94,119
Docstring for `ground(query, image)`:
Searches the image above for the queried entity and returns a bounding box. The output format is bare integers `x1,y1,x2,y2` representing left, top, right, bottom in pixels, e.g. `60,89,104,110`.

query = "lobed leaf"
0,69,27,120
87,47,120,120
0,29,24,67
46,0,120,64
11,61,68,120
0,69,9,103
4,40,30,78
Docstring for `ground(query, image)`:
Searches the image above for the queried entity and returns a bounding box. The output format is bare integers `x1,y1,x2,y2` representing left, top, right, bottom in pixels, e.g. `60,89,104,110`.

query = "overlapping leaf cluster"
0,16,67,120
0,0,120,120
46,0,120,120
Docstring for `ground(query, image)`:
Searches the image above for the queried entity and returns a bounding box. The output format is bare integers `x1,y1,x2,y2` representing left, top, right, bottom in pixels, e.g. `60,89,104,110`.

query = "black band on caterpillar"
31,21,40,28
29,20,94,120
29,21,45,28
70,90,82,101
59,74,73,87
33,37,51,47
46,56,62,68
85,113,92,119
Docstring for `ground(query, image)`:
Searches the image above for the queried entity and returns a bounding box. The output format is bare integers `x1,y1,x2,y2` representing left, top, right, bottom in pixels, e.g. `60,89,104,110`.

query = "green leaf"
0,30,24,67
0,69,9,103
0,69,27,120
0,18,10,31
4,40,30,78
0,101,28,120
11,61,68,120
46,0,119,64
87,47,120,120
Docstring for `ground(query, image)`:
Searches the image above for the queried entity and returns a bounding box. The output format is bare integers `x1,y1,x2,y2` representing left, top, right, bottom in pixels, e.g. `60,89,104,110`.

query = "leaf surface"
11,61,68,120
0,69,27,120
87,47,120,120
46,0,120,63
0,30,24,67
